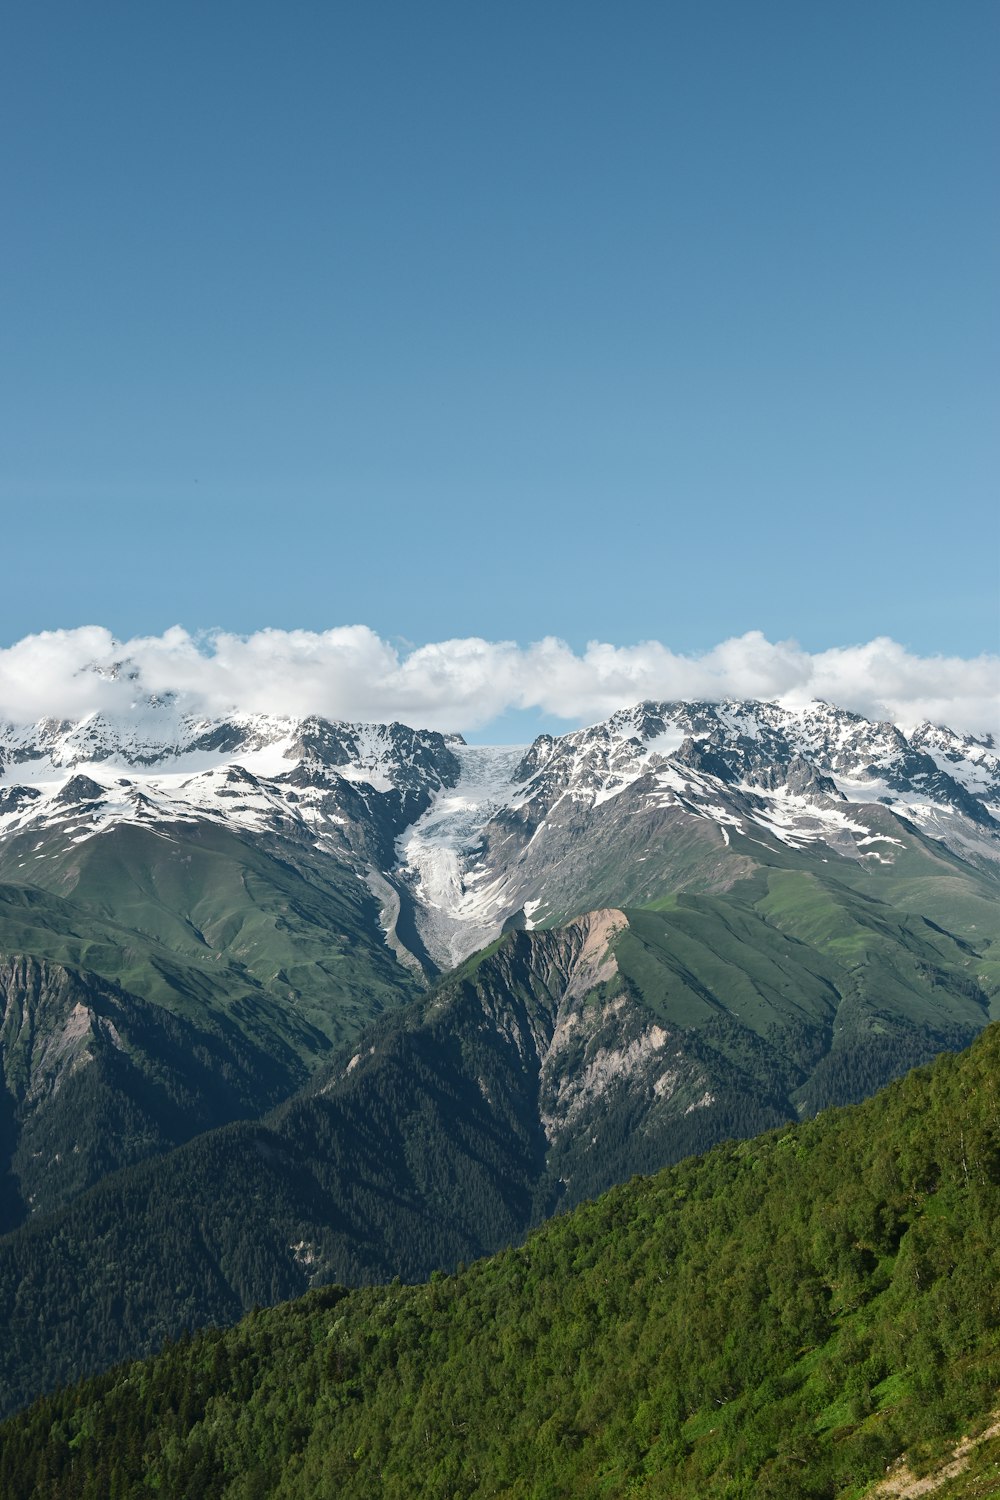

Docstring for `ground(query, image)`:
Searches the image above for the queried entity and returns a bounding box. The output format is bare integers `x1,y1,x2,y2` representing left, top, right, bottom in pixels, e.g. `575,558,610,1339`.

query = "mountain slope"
0,713,461,1225
4,698,998,983
395,699,999,967
0,866,990,1417
0,694,997,1418
0,825,426,1233
6,1022,1000,1499
0,950,306,1228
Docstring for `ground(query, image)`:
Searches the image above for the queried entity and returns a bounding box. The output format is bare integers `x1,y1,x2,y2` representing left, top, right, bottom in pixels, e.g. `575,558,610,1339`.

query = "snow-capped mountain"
396,699,1000,966
1,696,998,1410
0,708,462,876
503,699,1000,823
1,698,997,972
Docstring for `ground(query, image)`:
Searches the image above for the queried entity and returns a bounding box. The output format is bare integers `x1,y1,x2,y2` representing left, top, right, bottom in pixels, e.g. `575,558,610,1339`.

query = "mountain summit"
2,697,997,973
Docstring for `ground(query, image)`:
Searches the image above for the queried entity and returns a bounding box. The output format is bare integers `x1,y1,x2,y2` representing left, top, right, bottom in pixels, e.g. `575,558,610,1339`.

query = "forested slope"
5,1024,1000,1499
0,874,989,1420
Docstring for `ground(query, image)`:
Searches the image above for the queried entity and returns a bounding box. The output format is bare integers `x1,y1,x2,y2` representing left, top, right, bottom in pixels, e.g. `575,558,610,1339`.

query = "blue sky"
2,1,997,670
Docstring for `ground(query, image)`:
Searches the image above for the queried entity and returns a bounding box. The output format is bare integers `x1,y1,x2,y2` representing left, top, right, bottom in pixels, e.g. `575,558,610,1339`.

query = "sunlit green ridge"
6,1024,1000,1497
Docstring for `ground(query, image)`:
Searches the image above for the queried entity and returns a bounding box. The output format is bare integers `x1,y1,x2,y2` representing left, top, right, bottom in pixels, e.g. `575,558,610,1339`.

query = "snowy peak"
509,699,1000,825
1,696,996,977
0,707,286,772
391,698,999,967
0,711,463,872
282,718,463,794
908,720,1000,802
0,710,460,787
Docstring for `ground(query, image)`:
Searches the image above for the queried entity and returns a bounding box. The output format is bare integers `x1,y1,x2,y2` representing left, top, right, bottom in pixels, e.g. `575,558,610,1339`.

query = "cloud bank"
0,626,996,742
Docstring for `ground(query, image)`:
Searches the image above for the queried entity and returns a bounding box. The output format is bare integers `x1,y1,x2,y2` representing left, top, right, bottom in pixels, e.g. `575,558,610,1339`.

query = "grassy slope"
0,882,329,1072
0,819,422,1233
533,794,1000,986
0,820,421,1059
0,865,991,1421
5,1024,1000,1499
725,818,1000,999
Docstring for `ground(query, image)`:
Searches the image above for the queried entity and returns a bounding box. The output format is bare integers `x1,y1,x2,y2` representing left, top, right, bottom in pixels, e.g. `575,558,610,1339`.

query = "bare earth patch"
869,1413,1000,1497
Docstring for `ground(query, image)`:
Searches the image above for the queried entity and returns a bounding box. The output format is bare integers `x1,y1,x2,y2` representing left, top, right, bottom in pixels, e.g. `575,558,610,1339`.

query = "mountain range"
0,694,997,1413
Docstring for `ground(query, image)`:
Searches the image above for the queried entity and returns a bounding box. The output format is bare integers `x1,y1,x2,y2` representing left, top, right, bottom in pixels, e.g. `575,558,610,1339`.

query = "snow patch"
395,744,525,967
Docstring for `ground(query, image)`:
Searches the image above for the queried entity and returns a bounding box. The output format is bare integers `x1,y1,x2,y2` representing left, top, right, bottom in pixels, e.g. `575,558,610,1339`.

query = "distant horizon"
0,623,995,745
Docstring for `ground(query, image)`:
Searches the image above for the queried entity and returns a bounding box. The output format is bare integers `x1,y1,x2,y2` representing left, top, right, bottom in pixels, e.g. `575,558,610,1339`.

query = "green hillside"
0,820,421,1054
6,1023,1000,1499
0,869,991,1419
518,789,1000,991
626,869,994,1115
0,953,307,1227
0,819,423,1228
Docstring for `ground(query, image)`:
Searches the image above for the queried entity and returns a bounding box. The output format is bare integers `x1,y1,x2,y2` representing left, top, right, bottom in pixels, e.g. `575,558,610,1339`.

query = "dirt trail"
869,1414,1000,1497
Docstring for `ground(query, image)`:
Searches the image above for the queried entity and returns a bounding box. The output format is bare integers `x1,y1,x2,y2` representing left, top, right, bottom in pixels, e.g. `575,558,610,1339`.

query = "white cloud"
0,625,995,742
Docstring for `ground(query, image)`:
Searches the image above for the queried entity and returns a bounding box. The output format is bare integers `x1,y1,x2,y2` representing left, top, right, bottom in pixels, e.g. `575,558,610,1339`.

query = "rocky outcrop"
0,954,306,1226
0,957,112,1104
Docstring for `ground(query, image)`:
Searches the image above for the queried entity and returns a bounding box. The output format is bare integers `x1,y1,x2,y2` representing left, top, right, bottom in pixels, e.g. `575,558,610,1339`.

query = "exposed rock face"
0,954,308,1226
319,875,991,1242
52,775,105,807
0,958,112,1104
323,908,726,1228
0,957,143,1226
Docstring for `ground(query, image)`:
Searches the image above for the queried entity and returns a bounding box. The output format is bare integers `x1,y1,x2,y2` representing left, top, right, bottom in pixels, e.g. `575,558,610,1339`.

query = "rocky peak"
53,774,106,806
